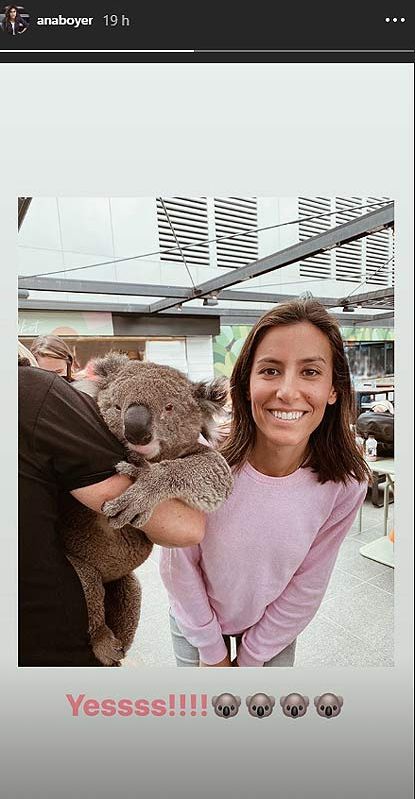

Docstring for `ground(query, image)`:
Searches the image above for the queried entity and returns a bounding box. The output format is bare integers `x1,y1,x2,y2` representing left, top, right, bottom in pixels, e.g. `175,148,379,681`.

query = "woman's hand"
200,655,232,667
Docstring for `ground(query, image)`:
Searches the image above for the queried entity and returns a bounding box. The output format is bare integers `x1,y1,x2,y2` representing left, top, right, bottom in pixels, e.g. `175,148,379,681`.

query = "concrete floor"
124,490,394,668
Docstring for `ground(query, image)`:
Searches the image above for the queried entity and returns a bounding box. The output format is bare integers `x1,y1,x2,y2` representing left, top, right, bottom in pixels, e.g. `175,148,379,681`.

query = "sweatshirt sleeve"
237,479,368,667
159,547,229,665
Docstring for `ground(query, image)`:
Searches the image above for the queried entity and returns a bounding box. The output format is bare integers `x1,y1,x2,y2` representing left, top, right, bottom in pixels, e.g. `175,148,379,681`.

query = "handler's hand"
200,655,232,667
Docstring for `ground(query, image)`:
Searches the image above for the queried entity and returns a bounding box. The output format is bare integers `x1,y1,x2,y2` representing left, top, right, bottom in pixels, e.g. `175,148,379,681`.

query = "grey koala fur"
62,352,233,667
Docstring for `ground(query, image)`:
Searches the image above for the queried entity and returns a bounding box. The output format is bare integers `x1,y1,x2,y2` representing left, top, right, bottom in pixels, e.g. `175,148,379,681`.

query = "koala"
62,352,233,667
280,693,309,718
246,693,275,718
212,694,241,718
314,693,343,718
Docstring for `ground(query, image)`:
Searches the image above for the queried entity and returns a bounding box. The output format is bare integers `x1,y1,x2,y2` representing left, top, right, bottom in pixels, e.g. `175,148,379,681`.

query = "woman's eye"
165,403,173,411
302,369,319,377
261,368,279,376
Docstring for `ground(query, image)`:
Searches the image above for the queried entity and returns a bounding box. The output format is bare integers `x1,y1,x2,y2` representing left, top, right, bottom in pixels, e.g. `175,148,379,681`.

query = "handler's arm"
71,476,205,547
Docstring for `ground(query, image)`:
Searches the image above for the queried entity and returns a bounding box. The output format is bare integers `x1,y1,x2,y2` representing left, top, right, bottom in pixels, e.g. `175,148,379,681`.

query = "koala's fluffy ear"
280,696,286,707
245,696,252,706
314,697,320,707
337,696,344,707
212,696,217,706
192,377,229,412
304,696,310,708
235,696,241,707
192,377,229,443
269,696,275,708
91,352,130,387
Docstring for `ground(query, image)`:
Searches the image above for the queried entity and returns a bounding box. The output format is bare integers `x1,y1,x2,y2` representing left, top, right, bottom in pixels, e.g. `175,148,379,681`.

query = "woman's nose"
275,374,299,401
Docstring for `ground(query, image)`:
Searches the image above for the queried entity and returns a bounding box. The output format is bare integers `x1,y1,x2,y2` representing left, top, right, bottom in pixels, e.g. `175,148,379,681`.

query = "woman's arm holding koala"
71,476,205,547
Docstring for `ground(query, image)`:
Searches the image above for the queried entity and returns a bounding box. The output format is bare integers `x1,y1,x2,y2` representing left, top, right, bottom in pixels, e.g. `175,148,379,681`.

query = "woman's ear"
327,386,337,405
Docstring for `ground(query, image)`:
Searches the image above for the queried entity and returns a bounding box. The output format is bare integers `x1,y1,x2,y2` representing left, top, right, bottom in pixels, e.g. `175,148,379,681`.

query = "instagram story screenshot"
0,6,413,799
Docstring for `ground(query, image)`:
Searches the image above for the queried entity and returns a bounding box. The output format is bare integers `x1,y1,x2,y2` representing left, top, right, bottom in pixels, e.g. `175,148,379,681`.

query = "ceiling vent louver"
299,197,332,280
214,197,258,269
157,197,210,267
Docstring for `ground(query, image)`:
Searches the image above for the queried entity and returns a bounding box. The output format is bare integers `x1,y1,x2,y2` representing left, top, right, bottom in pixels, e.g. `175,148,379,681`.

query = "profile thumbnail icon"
1,4,29,34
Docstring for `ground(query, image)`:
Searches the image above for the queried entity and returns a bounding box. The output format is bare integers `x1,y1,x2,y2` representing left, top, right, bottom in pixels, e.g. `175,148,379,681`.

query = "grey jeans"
169,612,296,667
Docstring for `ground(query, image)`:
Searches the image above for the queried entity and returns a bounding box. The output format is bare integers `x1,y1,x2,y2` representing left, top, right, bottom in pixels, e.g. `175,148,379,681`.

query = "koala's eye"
114,404,121,411
218,705,222,711
265,705,269,711
286,706,290,711
231,705,235,711
333,706,337,711
320,706,325,711
252,706,256,711
165,403,173,412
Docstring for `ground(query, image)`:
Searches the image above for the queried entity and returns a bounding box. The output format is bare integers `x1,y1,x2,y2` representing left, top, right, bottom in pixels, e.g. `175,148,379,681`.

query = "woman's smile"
266,408,308,423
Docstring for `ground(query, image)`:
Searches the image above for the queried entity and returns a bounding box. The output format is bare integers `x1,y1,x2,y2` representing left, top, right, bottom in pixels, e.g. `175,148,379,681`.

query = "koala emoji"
212,694,241,718
314,693,344,718
280,693,309,718
61,353,233,666
246,693,275,718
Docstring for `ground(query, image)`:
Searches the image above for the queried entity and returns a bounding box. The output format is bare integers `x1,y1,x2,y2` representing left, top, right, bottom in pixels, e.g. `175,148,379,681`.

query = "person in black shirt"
19,365,204,666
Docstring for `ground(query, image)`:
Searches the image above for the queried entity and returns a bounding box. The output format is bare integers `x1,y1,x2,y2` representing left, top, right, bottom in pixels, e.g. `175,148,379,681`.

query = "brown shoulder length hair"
220,299,371,485
30,335,75,381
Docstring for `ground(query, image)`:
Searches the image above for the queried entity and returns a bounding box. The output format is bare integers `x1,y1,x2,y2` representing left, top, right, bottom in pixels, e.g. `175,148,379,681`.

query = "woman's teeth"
269,410,305,421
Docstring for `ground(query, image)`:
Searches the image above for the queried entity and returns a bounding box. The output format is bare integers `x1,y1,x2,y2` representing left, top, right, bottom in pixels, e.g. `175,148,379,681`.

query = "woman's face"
35,355,68,377
10,8,17,20
248,321,337,454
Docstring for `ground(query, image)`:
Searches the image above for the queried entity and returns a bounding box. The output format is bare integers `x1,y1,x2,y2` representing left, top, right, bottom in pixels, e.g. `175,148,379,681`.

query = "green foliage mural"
213,326,252,377
213,325,394,377
340,327,394,342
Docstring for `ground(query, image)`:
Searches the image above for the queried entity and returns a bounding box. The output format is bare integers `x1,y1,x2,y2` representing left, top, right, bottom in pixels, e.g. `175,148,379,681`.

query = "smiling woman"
223,298,369,485
247,322,338,478
160,299,371,669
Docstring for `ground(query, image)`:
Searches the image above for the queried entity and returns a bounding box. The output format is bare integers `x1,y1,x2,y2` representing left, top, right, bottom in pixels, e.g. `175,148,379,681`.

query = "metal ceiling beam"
148,203,394,313
18,298,393,324
19,299,150,314
17,277,191,300
338,287,394,308
17,275,339,307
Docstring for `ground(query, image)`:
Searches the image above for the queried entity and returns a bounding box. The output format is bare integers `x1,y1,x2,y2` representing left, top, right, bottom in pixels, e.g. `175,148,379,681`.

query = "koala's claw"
115,461,141,479
91,625,125,666
102,492,154,530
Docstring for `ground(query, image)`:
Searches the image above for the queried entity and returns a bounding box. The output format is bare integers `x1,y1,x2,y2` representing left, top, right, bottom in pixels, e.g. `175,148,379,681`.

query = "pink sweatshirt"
159,462,367,666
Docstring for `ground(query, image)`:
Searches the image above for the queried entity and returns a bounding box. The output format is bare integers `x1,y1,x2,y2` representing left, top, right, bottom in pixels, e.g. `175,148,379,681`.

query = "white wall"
145,340,188,374
144,336,214,381
185,337,215,381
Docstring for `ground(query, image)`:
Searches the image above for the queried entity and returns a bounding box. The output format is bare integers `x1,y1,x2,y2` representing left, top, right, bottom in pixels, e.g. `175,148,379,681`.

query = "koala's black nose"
123,404,152,444
325,707,332,717
257,707,264,717
223,706,230,717
291,707,298,717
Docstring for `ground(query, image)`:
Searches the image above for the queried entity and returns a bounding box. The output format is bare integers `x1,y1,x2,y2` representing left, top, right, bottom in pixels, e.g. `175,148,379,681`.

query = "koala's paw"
91,624,125,666
115,461,141,479
102,489,154,530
